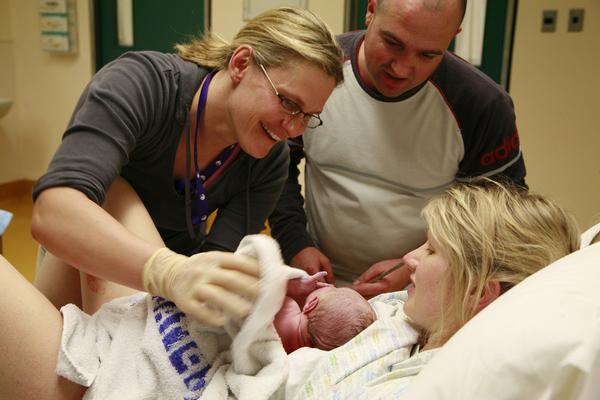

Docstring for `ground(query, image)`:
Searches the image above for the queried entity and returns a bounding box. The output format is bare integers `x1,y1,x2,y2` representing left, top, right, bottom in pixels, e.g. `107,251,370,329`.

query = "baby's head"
305,287,376,351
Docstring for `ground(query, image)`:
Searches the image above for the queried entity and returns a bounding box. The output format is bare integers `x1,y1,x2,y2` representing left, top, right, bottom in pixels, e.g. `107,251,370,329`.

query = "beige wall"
0,0,94,183
211,0,346,40
511,1,600,230
1,0,598,231
0,0,17,183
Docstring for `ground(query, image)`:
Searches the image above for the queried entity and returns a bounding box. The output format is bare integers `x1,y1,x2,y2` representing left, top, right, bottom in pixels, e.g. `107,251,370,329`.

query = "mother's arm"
0,255,86,400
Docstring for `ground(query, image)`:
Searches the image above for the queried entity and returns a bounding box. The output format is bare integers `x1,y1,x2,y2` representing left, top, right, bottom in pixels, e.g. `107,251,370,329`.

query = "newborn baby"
274,272,377,353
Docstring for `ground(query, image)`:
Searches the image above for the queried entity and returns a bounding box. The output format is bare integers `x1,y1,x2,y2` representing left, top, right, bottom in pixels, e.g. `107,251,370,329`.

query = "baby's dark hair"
306,288,376,351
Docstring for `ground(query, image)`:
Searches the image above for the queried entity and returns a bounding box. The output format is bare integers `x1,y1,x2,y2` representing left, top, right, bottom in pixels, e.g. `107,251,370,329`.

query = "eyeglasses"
259,64,323,129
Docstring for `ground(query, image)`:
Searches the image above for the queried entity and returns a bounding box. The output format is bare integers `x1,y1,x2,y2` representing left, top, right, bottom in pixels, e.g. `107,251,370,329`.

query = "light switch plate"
542,10,557,33
568,9,584,32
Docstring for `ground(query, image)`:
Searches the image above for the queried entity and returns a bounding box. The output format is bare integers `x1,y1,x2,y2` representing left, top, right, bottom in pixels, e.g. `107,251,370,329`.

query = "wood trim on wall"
0,180,35,200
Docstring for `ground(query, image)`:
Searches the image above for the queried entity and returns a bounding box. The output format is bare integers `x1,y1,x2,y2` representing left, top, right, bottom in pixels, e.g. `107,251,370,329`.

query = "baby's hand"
287,271,330,298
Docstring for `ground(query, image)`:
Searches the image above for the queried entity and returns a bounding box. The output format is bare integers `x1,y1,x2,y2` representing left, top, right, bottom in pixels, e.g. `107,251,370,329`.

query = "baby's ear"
302,297,320,315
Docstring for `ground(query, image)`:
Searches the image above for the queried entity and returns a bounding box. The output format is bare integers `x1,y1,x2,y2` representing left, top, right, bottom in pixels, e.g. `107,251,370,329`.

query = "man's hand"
351,258,411,299
290,247,335,284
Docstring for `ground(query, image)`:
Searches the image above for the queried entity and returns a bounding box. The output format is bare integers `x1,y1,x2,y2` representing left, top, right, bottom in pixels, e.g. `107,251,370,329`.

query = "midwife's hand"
143,248,260,326
351,258,411,299
290,247,335,284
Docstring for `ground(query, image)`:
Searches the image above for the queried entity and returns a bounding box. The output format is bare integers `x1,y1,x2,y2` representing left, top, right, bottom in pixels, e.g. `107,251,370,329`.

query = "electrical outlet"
542,10,557,33
568,9,584,32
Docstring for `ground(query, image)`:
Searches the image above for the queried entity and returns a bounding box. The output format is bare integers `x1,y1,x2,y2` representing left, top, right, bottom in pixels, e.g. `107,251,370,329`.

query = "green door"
94,0,206,71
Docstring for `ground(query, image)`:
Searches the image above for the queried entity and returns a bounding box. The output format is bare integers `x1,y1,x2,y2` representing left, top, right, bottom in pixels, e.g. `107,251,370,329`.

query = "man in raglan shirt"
269,0,526,297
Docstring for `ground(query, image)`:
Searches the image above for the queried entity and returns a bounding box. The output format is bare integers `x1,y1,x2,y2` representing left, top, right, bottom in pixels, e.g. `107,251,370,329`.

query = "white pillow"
404,243,600,400
581,222,600,248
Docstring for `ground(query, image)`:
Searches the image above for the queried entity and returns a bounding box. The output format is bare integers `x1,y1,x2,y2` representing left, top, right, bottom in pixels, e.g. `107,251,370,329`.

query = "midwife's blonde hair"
176,7,343,84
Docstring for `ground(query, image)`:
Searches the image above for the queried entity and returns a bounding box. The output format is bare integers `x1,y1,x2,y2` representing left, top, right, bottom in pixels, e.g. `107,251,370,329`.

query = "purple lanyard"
190,71,213,225
185,71,237,229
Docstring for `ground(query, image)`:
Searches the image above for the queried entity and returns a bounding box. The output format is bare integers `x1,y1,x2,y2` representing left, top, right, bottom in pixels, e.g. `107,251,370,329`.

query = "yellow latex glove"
143,248,260,326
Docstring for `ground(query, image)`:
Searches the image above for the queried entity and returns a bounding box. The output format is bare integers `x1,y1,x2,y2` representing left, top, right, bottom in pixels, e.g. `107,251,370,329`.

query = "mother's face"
402,236,450,334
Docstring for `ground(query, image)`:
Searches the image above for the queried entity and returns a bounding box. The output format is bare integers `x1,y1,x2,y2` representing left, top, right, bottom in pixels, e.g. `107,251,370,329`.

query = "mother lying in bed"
0,180,580,399
285,179,581,399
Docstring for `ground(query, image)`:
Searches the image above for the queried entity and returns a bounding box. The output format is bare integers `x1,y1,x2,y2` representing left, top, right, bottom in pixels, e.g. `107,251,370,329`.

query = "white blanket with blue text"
56,235,307,400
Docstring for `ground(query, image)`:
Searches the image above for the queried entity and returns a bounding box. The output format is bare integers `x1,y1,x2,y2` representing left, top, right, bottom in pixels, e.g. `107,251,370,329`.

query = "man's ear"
228,45,253,84
365,0,377,27
474,280,501,313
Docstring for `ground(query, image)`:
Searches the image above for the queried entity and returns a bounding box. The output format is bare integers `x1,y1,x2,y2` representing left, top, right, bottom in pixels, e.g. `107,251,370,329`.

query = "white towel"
203,235,308,399
56,234,307,399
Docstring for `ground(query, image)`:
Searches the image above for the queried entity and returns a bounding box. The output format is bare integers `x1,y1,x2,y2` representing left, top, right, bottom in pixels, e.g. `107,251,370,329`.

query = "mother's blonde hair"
176,7,343,84
423,179,580,340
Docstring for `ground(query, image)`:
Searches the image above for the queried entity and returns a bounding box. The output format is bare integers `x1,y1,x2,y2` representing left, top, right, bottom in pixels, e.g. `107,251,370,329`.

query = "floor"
0,193,37,282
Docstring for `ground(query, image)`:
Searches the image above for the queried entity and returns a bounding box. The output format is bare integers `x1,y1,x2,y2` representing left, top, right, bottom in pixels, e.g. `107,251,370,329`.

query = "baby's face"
273,297,311,353
273,287,339,353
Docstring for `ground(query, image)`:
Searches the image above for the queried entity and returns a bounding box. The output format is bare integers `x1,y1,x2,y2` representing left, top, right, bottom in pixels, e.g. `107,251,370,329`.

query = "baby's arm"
286,271,330,305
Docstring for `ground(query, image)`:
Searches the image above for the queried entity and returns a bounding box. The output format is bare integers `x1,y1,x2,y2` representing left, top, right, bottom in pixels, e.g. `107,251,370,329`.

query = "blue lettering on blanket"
153,296,212,397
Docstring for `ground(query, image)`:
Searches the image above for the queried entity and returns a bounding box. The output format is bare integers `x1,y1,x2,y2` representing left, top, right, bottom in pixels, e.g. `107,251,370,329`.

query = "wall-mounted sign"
39,0,78,53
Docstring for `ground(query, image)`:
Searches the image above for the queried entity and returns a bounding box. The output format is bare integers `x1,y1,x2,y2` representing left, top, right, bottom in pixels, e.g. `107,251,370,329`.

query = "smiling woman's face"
402,236,450,333
229,60,336,159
